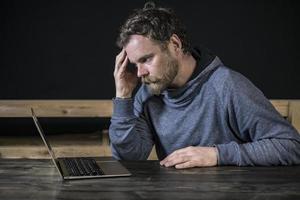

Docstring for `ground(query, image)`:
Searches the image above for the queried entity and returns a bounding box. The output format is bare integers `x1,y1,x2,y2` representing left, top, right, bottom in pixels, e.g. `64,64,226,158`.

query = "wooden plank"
0,99,289,118
148,147,158,160
270,100,289,117
0,146,108,159
288,101,300,133
0,132,112,159
0,100,113,117
0,99,297,160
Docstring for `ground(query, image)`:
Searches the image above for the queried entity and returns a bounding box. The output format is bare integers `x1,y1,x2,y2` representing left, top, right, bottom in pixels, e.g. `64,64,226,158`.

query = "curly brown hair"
116,2,191,53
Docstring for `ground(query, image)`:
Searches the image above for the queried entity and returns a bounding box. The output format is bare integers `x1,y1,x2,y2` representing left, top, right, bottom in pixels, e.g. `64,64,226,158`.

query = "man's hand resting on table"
160,146,218,169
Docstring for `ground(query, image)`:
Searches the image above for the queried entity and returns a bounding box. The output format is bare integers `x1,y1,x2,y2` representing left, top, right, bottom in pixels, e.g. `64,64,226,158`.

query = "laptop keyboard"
62,158,104,176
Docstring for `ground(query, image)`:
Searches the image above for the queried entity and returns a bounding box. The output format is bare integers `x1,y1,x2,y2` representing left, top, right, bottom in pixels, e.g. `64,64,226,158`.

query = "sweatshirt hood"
160,46,223,107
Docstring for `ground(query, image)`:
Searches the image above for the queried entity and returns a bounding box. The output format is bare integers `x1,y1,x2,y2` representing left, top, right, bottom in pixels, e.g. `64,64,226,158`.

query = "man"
109,2,300,168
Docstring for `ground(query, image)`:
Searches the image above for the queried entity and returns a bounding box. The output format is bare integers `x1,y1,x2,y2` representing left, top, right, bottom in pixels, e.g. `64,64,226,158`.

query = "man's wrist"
116,92,132,99
212,147,219,166
112,97,134,117
116,95,132,99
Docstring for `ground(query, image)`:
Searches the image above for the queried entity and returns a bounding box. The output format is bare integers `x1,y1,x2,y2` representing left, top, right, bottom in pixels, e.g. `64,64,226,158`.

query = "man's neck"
170,52,197,88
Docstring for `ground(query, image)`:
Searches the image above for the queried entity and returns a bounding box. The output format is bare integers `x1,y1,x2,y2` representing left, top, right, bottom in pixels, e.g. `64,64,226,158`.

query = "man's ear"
169,34,182,53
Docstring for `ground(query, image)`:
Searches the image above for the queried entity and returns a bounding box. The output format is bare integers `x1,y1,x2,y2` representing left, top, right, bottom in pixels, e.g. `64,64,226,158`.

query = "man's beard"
142,54,179,95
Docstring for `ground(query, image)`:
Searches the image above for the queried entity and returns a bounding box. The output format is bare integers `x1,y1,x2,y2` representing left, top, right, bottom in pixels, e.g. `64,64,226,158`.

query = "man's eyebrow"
137,53,154,63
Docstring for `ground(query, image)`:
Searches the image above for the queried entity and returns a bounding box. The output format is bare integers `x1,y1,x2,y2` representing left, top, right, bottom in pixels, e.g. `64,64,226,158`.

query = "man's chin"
147,83,165,95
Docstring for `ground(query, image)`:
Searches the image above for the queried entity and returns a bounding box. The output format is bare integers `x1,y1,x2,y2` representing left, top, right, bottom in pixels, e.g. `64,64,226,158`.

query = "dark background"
0,0,299,135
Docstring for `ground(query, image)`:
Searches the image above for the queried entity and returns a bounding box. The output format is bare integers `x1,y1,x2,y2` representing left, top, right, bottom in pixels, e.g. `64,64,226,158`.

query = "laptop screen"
31,108,63,178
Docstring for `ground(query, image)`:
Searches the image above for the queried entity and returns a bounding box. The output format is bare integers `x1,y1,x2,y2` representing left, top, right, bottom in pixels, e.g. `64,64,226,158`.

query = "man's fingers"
163,157,185,167
160,149,182,165
160,151,177,165
175,161,194,169
114,52,129,76
160,146,218,169
120,56,129,72
160,147,193,165
115,49,126,62
114,49,127,73
161,154,189,167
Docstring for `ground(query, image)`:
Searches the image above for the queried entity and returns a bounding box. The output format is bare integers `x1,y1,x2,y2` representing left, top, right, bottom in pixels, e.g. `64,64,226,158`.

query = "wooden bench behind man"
0,100,299,159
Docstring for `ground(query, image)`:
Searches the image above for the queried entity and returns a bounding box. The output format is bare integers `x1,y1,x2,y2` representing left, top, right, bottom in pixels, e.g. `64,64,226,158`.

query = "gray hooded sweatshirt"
109,47,300,166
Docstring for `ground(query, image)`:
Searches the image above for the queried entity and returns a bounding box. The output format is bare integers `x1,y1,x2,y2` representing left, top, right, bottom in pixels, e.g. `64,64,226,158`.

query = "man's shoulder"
210,66,236,88
211,65,243,81
209,65,257,96
209,65,265,108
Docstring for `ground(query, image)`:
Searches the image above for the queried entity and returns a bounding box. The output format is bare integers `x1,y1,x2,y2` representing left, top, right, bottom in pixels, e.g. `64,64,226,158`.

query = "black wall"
1,0,299,99
0,0,299,135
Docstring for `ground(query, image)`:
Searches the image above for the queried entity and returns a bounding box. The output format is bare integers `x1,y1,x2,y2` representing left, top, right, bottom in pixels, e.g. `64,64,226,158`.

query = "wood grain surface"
0,159,299,200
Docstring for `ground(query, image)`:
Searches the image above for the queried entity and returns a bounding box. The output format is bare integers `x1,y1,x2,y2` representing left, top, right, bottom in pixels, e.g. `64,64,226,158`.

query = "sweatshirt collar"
160,46,222,107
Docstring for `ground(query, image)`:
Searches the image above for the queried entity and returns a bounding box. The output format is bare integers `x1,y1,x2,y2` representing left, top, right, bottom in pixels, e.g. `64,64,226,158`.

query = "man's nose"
137,65,149,78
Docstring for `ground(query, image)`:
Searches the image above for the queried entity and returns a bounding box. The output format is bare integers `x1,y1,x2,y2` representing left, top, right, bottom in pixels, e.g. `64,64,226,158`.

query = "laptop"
31,108,131,180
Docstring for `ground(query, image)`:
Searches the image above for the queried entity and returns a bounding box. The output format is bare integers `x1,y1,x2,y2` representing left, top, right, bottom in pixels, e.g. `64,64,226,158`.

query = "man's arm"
161,68,300,168
109,50,154,160
215,70,300,166
109,97,154,160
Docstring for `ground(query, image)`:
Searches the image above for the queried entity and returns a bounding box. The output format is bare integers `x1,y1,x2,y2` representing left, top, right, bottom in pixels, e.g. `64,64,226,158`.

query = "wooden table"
0,159,299,200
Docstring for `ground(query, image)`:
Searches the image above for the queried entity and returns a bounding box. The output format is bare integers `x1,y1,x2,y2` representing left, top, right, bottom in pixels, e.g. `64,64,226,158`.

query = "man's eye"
141,58,147,63
145,57,152,63
140,55,153,63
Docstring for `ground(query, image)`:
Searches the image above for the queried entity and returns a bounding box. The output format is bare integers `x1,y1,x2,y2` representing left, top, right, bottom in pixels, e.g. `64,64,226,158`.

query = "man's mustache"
142,76,160,84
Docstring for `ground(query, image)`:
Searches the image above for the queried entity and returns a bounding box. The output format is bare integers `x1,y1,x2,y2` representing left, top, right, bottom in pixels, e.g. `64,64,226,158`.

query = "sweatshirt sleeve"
109,97,154,160
215,70,300,166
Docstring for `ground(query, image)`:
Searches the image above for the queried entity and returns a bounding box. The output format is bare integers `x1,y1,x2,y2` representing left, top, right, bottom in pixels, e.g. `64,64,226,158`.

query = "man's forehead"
125,35,160,62
127,35,153,45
